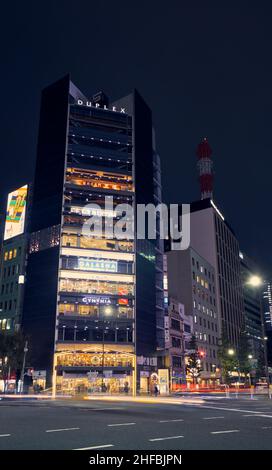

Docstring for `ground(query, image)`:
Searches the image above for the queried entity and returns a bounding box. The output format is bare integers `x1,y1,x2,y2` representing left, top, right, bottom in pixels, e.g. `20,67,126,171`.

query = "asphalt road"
1,396,272,450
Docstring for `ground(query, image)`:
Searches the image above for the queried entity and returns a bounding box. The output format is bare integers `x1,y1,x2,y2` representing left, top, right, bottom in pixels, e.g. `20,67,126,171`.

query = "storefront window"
66,168,133,192
59,278,134,296
62,234,134,252
57,352,133,368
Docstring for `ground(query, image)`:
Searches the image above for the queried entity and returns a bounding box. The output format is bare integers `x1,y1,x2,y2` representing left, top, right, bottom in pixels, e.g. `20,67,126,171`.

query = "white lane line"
74,444,114,450
262,426,272,429
149,435,184,442
203,416,225,420
189,404,272,416
46,427,80,433
159,419,184,423
211,430,240,435
86,407,124,411
107,422,136,427
0,434,11,437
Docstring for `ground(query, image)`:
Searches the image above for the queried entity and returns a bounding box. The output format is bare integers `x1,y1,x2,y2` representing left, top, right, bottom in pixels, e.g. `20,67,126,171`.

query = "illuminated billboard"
78,258,117,273
4,185,28,241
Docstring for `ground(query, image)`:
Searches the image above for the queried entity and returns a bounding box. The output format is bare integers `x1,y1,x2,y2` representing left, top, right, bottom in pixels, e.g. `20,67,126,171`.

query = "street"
0,395,272,450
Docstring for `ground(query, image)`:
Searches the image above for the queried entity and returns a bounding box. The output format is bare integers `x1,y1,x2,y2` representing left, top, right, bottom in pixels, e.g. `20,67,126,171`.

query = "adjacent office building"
0,185,30,332
239,251,263,358
189,199,244,348
167,246,221,383
22,75,164,394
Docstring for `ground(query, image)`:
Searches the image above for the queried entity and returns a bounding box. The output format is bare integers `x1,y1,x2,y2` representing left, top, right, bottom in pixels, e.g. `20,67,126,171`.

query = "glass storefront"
59,278,134,296
57,352,133,368
58,303,133,319
66,168,133,192
56,373,132,395
62,234,134,252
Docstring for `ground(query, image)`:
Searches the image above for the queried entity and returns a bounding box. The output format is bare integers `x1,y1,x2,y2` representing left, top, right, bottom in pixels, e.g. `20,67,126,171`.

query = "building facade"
166,246,220,383
165,299,186,389
239,251,263,359
0,185,30,333
22,76,164,395
189,199,244,349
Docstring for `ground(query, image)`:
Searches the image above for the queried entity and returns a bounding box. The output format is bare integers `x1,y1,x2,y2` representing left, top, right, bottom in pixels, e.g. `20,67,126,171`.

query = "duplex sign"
77,99,126,114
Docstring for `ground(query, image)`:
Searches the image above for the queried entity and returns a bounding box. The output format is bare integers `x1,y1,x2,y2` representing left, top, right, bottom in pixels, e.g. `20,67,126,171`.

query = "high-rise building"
263,281,272,332
22,76,164,395
0,185,30,332
239,251,263,358
189,199,244,348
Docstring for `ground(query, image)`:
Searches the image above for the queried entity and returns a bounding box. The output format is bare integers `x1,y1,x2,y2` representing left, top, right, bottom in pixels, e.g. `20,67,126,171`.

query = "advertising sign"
158,369,169,395
78,258,117,273
82,296,112,305
4,185,28,241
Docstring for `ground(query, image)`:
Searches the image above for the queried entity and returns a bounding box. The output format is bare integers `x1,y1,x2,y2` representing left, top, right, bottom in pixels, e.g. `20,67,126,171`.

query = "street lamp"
227,348,241,386
247,275,270,397
248,355,253,386
101,306,112,393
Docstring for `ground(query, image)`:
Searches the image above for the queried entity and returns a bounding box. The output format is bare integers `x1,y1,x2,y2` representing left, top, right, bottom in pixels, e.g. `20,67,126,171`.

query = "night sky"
1,3,272,275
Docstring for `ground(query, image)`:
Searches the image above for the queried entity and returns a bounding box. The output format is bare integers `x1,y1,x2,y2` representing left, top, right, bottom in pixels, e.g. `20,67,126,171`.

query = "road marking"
203,416,225,420
262,426,272,429
74,444,114,450
149,435,184,442
107,422,136,427
211,430,240,434
0,434,11,437
46,427,80,433
84,407,124,411
159,419,184,423
189,404,272,416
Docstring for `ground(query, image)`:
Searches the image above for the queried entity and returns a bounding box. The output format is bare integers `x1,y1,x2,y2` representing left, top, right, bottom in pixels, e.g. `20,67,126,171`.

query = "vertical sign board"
4,185,28,241
158,369,169,395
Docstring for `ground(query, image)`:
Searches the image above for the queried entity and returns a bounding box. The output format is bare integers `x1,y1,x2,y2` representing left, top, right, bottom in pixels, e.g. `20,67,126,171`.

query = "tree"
186,335,202,384
237,331,252,382
0,331,26,392
218,333,238,384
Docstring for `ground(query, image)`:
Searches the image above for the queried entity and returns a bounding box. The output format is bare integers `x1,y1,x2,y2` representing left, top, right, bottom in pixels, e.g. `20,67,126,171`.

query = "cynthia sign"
77,99,126,114
82,296,112,305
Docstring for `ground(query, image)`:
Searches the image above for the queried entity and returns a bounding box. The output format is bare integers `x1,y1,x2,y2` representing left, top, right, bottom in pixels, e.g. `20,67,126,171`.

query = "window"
172,356,182,368
172,337,181,348
4,252,8,261
171,319,181,331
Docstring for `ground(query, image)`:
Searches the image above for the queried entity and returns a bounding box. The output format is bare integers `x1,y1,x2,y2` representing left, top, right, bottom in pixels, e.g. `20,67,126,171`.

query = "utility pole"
19,340,28,394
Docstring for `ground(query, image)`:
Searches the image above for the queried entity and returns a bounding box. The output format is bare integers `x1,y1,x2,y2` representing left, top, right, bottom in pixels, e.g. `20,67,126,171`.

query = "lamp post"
101,306,112,393
247,275,270,398
248,354,253,387
19,340,28,394
227,348,241,386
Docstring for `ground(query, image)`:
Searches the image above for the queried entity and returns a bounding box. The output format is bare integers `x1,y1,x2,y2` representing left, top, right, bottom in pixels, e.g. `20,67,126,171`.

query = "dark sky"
1,2,272,275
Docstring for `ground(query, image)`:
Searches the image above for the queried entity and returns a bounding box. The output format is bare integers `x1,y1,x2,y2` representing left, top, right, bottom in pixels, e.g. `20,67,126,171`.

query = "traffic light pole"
19,340,28,394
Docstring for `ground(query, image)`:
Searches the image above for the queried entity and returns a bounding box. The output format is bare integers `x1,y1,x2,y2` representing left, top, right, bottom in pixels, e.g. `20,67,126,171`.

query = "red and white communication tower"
196,137,213,200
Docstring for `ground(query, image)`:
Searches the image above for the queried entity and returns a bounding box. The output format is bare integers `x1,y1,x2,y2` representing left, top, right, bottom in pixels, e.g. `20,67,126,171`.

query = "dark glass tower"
22,76,164,394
